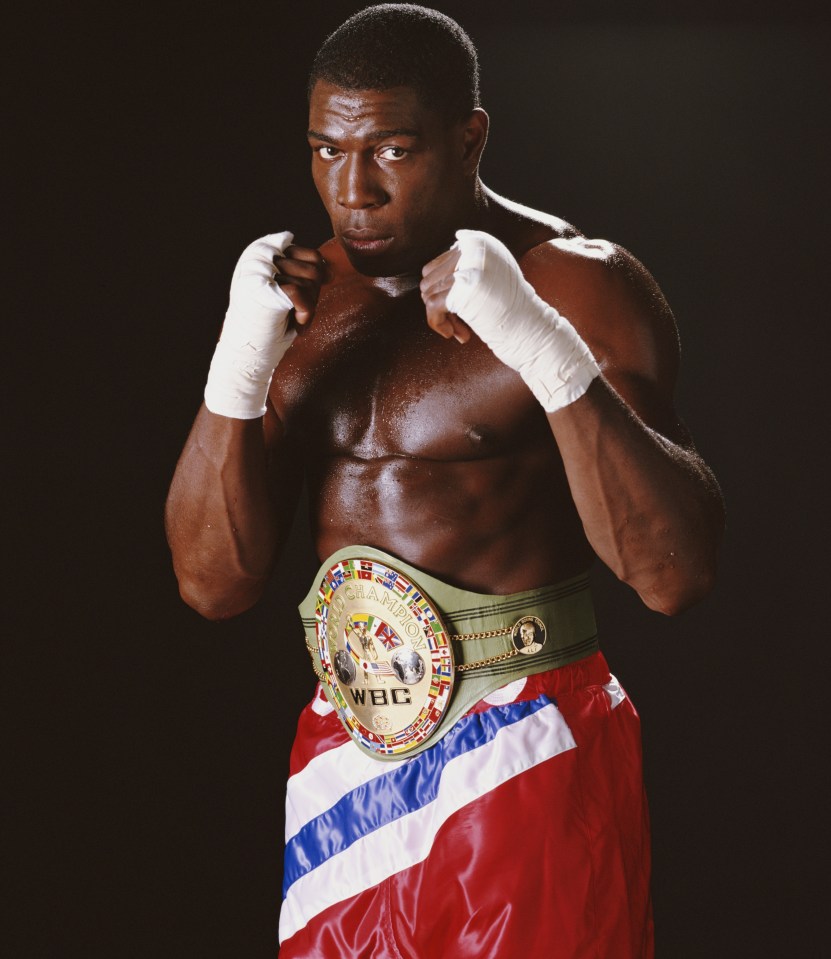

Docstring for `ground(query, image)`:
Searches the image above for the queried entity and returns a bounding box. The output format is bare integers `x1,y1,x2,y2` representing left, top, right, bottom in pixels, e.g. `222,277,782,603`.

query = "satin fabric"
280,652,653,958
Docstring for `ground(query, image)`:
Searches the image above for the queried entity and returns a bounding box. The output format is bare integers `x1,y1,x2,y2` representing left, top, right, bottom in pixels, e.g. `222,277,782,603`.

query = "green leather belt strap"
299,545,599,755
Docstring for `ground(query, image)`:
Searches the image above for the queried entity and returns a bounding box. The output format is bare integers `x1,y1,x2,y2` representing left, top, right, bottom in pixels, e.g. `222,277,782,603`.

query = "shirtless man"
165,6,723,957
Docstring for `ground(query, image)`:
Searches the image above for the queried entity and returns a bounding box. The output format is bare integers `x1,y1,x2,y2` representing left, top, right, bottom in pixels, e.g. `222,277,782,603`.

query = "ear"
461,108,489,176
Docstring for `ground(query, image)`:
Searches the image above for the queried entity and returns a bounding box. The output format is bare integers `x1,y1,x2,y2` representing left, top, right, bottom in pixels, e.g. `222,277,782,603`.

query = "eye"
378,146,407,161
315,145,341,160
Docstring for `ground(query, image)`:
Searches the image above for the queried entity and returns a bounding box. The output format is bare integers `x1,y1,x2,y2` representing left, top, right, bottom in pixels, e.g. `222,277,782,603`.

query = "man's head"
520,622,536,647
307,5,488,277
308,4,480,124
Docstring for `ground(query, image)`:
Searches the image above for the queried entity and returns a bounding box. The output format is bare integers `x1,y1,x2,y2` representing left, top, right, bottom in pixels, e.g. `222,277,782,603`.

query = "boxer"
166,6,723,956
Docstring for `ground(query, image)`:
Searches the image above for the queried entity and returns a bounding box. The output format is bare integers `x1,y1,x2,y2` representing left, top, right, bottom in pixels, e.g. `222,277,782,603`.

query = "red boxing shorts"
279,651,653,958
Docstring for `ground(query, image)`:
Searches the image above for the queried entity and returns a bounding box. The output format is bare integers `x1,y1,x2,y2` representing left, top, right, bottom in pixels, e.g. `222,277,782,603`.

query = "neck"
472,178,490,221
453,177,490,231
371,274,422,297
365,179,492,294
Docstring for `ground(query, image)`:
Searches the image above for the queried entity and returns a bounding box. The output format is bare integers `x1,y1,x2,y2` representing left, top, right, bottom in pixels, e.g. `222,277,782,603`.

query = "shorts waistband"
299,545,599,759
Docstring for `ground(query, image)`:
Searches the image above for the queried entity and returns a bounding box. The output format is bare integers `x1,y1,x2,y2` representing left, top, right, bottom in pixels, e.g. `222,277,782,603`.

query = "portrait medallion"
511,615,547,656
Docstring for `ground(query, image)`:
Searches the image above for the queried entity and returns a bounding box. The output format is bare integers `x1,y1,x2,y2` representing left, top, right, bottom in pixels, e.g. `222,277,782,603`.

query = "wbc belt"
299,545,599,762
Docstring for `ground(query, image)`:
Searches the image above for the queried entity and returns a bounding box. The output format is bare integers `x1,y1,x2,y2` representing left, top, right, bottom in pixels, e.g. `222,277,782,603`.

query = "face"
308,81,475,277
520,623,536,646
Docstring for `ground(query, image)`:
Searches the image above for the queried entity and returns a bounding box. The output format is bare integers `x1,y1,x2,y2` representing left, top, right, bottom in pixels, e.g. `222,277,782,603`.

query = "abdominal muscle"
306,447,594,595
274,265,594,593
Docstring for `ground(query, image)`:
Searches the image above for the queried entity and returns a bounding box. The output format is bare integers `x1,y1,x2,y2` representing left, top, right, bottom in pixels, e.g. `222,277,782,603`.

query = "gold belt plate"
315,557,454,758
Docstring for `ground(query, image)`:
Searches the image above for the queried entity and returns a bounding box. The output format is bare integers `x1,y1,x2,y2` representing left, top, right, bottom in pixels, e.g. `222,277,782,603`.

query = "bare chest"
271,288,543,461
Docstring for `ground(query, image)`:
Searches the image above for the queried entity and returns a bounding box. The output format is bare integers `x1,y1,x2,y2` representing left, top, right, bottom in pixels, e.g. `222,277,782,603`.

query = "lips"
340,228,394,255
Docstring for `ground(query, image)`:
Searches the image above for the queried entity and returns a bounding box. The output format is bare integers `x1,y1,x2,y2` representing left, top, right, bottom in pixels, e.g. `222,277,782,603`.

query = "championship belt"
314,555,454,759
301,545,600,762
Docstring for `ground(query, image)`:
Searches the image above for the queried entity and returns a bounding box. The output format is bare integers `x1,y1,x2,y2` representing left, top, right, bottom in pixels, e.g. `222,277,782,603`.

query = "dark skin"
165,82,724,620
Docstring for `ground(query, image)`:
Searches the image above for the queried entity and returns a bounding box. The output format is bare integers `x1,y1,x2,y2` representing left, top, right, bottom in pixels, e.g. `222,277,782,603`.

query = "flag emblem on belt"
315,557,454,758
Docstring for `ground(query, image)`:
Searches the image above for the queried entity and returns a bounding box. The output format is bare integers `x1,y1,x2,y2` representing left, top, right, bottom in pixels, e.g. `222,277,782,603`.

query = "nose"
337,154,387,209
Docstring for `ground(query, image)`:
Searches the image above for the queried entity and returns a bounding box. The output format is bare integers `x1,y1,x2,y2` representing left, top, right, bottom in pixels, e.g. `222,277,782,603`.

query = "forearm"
549,378,724,614
166,232,324,619
165,406,280,619
426,228,725,613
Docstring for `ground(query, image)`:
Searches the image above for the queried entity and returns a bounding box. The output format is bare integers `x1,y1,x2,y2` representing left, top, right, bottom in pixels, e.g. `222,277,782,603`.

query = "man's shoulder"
502,208,681,405
487,193,658,296
486,191,652,296
518,234,649,307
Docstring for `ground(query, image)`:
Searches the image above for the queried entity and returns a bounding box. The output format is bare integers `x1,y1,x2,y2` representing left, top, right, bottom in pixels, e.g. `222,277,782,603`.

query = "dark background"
8,1,829,956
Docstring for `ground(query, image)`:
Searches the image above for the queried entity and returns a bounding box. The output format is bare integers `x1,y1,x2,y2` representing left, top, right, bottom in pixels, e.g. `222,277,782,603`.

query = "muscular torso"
269,201,613,592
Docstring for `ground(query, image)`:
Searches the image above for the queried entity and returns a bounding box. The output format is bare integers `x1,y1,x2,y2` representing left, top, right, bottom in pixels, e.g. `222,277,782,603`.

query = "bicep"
589,248,689,445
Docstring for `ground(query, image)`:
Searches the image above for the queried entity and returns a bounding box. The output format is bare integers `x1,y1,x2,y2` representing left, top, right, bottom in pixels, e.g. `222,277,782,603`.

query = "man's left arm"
421,232,724,615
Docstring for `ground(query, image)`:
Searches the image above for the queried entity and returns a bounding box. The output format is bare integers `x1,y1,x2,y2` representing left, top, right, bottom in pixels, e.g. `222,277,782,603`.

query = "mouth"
340,229,394,255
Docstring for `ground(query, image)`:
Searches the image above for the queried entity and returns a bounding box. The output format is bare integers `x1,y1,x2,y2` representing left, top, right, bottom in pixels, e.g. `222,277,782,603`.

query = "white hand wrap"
445,230,600,412
204,232,296,419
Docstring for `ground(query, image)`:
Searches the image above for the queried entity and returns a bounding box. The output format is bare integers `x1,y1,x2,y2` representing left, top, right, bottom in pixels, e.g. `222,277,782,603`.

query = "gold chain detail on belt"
449,626,512,642
455,648,519,671
450,626,515,671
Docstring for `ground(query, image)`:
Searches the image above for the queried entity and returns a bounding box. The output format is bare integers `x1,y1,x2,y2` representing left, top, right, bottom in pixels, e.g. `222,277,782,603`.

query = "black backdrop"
8,2,830,956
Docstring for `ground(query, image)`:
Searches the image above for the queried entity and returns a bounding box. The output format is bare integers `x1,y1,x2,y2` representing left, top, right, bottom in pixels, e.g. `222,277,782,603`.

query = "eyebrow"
307,127,421,143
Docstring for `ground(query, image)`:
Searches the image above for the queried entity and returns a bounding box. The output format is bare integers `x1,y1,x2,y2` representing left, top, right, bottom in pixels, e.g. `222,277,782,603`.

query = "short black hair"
308,4,480,122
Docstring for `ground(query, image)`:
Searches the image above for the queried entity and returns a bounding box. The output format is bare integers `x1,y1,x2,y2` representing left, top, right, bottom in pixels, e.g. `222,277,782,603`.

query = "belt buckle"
315,556,455,758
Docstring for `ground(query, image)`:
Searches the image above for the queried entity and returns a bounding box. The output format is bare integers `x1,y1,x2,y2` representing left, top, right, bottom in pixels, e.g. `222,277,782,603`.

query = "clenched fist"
421,230,599,412
204,232,326,419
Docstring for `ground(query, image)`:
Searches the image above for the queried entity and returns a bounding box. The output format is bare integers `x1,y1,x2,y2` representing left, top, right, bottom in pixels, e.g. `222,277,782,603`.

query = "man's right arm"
164,407,290,620
164,234,325,620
